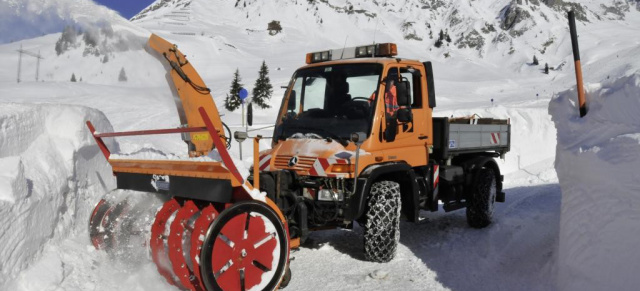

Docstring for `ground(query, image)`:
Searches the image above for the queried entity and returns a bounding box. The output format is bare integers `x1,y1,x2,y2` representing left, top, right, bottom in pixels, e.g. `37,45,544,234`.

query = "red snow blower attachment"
86,34,292,291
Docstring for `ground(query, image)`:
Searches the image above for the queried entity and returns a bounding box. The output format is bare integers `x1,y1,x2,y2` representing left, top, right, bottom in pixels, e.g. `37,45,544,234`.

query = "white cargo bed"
432,117,511,161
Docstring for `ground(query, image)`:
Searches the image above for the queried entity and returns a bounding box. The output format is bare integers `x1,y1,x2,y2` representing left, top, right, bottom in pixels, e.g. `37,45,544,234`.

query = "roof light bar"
305,43,398,64
306,50,331,64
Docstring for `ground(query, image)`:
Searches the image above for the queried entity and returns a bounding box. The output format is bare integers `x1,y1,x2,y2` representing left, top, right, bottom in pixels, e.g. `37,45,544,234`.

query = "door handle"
419,135,428,140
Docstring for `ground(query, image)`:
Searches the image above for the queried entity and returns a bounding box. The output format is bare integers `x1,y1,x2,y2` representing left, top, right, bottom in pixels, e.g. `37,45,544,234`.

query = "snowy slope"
0,0,639,290
0,0,140,44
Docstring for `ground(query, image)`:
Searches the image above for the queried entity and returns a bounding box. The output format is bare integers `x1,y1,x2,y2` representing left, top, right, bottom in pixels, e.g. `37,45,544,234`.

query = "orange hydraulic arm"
147,34,226,156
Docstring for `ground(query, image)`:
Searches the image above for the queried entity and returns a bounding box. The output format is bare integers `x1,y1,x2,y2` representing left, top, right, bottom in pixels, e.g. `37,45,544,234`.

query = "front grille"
274,155,316,171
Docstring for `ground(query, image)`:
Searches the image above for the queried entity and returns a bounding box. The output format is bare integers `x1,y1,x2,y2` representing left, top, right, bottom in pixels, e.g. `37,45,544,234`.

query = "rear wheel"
466,168,497,228
364,180,401,263
200,200,289,291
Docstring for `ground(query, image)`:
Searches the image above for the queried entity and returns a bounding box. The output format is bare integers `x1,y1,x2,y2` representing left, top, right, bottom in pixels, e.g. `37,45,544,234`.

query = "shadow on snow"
300,184,561,291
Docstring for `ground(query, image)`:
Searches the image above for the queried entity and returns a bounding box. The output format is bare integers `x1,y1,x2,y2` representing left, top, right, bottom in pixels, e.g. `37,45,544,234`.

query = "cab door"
378,64,429,167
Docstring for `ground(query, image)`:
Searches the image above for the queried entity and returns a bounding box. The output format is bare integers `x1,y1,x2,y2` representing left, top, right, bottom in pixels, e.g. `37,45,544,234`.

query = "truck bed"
431,117,510,162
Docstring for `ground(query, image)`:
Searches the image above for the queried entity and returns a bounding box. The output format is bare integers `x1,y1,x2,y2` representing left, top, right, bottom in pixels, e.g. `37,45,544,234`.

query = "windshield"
276,63,382,144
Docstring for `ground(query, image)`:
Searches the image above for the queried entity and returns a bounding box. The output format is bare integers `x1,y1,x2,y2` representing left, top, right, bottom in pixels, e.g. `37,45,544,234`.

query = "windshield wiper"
282,125,348,147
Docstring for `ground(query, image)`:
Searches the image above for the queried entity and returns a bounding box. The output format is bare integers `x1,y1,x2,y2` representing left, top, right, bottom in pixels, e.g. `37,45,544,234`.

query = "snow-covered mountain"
130,0,639,70
4,0,639,91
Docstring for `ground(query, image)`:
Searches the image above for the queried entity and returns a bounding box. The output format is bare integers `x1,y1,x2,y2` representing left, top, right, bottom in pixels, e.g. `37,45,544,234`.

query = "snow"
550,73,640,291
0,103,116,286
0,0,639,290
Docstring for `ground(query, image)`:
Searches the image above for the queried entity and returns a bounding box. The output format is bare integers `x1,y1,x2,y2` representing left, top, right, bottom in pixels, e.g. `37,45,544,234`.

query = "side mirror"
247,103,253,126
397,108,412,123
396,81,411,107
350,132,367,145
288,90,297,111
234,131,248,142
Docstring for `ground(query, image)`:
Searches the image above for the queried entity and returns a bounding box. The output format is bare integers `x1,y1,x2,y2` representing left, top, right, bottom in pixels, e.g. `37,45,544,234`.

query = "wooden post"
568,10,587,117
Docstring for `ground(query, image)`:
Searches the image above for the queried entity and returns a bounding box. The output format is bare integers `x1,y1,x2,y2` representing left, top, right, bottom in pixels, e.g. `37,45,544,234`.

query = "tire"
364,180,402,263
278,266,291,289
466,168,497,228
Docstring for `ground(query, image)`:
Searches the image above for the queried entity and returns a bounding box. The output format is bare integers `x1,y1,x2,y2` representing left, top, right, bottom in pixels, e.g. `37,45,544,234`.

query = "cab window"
400,68,422,108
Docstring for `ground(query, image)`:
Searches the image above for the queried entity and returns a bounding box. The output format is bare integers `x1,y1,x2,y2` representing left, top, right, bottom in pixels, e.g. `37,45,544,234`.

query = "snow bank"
0,103,117,286
550,73,640,290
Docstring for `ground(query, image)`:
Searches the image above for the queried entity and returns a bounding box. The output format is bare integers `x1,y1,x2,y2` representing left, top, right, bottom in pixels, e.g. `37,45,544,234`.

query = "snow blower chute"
86,34,292,291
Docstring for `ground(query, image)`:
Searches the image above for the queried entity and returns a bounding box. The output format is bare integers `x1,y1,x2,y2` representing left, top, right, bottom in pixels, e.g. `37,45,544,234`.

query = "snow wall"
0,103,117,286
550,73,640,290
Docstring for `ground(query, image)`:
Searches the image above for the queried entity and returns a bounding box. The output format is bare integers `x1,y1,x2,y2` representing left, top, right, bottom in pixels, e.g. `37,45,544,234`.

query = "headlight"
318,189,344,201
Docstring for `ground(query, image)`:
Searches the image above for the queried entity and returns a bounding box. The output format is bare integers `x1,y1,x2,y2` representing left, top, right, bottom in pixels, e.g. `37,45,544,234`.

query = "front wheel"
466,168,497,228
364,180,402,263
200,200,289,291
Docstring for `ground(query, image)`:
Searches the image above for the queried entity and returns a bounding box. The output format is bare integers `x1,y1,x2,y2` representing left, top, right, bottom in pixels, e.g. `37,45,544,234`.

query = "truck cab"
255,43,510,262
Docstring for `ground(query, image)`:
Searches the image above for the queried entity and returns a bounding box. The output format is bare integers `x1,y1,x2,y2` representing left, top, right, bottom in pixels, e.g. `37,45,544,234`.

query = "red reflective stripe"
259,158,271,171
319,158,330,170
258,155,271,171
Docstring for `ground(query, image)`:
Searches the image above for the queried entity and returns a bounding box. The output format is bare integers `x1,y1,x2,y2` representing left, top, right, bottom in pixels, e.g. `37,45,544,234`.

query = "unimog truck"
254,42,511,262
87,37,510,291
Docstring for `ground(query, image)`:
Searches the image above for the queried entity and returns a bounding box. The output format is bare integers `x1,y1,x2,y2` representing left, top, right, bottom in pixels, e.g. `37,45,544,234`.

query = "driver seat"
327,78,351,113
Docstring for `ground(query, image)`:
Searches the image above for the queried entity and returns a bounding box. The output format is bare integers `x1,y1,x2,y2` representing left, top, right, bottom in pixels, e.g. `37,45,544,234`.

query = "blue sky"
93,0,156,19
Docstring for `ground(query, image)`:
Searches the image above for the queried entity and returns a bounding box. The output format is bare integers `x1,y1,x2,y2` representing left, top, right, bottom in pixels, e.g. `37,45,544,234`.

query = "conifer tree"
533,55,539,65
434,29,444,48
70,73,77,82
252,61,273,109
55,25,77,55
224,69,243,111
544,63,550,74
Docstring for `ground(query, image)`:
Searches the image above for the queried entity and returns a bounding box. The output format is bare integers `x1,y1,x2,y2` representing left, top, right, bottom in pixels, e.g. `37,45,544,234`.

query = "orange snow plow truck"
86,35,510,291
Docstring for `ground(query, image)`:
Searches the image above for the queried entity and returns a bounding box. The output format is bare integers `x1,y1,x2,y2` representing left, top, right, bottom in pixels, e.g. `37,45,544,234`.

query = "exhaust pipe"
568,10,587,117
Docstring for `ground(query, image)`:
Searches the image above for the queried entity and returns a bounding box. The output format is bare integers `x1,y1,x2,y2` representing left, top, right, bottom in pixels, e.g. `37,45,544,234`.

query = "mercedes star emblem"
288,156,299,167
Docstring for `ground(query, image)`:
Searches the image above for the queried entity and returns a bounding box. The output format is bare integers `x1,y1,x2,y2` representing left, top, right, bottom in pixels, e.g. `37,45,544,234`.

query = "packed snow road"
286,184,560,291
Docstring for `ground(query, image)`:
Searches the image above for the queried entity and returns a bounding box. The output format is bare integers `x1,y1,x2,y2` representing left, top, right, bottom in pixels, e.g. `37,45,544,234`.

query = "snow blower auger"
86,34,292,291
